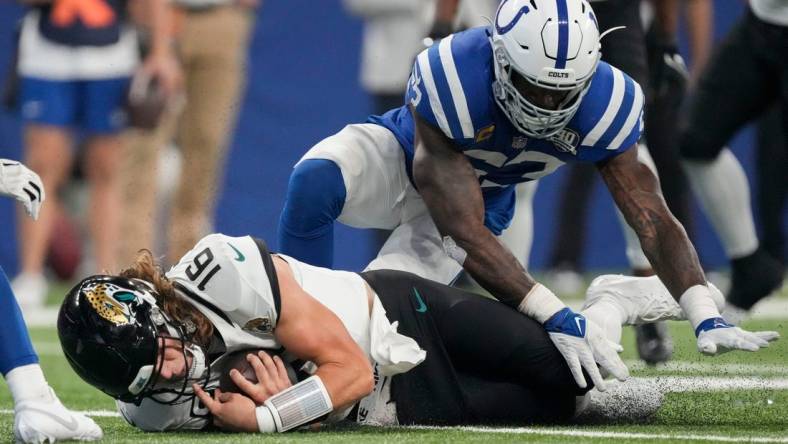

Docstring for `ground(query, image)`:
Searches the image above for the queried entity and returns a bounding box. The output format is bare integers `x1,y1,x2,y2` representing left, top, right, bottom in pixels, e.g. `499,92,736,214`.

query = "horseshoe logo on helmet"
495,0,531,35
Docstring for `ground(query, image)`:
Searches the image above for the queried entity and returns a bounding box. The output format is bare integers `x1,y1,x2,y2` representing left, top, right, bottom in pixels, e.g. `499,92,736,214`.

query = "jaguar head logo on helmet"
491,0,602,138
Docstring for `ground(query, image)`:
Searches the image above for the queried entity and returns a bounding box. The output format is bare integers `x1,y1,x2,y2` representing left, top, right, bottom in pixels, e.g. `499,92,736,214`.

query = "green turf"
1,280,785,442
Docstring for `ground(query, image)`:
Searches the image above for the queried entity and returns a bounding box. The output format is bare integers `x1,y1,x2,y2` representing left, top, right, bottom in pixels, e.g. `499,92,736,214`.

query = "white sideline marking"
411,426,788,443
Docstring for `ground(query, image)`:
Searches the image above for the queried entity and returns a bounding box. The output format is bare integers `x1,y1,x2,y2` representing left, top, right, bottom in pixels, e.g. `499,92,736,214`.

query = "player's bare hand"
140,51,183,98
231,351,292,404
193,385,257,432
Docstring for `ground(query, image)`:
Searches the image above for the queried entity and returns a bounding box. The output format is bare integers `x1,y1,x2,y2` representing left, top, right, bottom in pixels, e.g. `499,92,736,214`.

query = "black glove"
647,31,689,107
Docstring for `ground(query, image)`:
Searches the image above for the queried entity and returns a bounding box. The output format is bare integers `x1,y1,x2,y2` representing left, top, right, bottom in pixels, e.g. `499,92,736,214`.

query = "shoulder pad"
574,62,644,155
405,28,495,141
166,234,280,330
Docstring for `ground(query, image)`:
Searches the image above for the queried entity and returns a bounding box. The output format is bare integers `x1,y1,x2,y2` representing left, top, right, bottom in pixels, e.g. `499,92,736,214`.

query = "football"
218,349,262,393
126,71,168,130
46,208,82,280
217,349,297,394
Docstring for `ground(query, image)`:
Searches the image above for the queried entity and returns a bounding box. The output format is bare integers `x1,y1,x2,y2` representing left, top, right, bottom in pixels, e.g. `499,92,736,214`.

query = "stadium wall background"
0,0,776,275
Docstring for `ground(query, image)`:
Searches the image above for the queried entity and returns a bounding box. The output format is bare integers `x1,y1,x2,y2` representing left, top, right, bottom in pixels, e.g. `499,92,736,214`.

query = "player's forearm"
144,0,176,58
653,0,680,39
417,181,538,307
685,0,713,81
630,200,706,299
452,232,538,308
315,358,374,411
413,135,538,308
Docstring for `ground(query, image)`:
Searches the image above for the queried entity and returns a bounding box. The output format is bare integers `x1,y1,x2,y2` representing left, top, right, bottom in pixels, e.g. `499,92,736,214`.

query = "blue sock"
278,159,347,268
0,266,38,376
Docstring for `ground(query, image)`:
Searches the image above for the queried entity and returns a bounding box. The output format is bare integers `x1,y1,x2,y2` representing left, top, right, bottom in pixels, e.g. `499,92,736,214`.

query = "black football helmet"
58,275,209,406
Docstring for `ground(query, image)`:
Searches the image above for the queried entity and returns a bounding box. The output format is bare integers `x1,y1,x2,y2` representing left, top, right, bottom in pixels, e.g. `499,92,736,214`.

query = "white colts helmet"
491,0,602,138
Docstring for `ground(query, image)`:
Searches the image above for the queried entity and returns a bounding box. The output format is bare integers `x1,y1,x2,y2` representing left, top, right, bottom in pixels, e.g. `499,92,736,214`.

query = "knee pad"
280,159,347,237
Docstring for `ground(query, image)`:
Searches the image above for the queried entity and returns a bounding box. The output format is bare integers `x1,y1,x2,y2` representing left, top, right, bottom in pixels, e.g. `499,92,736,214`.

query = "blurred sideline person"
278,0,770,389
58,233,777,432
118,0,257,266
11,0,180,310
0,159,102,443
678,0,786,323
343,0,435,115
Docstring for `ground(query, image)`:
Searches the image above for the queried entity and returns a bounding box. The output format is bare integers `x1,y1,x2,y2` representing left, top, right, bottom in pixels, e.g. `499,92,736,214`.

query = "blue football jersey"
369,27,644,234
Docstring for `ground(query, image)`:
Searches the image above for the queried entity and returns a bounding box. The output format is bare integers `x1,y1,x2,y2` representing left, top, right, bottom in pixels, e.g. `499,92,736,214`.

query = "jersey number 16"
185,247,221,291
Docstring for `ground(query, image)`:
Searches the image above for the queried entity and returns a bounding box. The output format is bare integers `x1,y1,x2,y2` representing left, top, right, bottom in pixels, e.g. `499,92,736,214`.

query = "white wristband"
255,405,277,433
517,283,566,324
679,284,722,330
264,375,333,432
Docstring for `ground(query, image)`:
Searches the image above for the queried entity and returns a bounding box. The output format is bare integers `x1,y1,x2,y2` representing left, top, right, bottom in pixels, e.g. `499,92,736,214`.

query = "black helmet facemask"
126,299,211,407
58,276,211,407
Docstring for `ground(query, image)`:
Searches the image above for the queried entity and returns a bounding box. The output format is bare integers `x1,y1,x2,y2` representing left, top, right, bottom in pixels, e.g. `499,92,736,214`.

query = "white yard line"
638,376,788,392
412,426,788,443
626,360,788,376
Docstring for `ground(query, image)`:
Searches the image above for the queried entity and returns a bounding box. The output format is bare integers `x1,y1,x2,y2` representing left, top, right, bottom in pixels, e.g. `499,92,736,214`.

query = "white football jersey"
167,234,282,351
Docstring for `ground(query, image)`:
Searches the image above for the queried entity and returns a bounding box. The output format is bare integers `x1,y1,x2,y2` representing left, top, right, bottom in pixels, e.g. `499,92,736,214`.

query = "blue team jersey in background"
370,27,644,234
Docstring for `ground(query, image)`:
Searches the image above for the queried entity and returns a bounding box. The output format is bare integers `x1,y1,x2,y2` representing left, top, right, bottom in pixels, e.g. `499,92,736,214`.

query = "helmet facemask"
492,44,592,139
125,305,211,407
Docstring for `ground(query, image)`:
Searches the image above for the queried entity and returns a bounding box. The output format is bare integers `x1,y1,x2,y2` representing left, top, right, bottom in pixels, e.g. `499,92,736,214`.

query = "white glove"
0,159,45,220
695,317,780,355
679,284,780,355
544,307,630,392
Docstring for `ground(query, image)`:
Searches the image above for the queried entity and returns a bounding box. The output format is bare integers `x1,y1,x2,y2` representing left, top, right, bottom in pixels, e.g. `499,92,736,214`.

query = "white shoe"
721,303,749,326
14,388,103,443
575,378,664,423
11,273,48,312
583,274,685,325
545,268,585,297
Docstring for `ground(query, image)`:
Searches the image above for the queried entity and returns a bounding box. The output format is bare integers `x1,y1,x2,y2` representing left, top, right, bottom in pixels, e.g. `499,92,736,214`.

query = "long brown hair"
119,250,214,347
